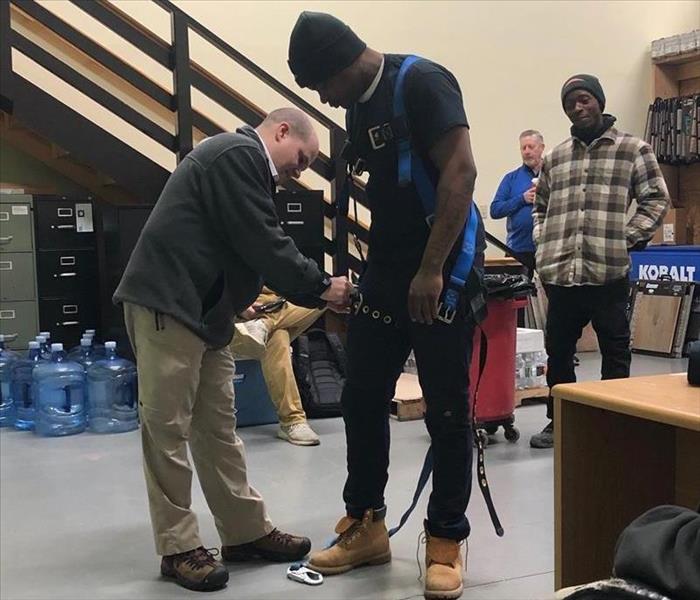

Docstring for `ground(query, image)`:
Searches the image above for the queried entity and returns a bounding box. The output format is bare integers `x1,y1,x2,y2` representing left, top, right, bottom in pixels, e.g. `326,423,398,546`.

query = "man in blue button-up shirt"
490,130,545,272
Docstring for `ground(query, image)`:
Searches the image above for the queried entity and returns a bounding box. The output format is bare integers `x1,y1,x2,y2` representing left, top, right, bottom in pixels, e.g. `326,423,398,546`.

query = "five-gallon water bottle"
69,336,92,361
11,341,44,430
87,341,138,433
73,338,96,371
35,335,51,360
84,330,105,358
34,343,87,437
0,335,20,427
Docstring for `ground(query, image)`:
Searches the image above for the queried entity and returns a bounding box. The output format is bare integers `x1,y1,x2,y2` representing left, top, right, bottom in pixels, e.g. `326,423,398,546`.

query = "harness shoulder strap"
392,55,480,317
392,56,430,206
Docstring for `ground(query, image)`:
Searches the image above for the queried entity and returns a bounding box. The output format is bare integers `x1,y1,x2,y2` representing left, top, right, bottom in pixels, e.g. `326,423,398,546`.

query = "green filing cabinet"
0,195,40,350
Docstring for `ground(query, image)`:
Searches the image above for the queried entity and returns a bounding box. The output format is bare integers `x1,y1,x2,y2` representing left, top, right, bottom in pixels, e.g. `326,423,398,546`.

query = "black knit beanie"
288,12,367,88
561,74,606,111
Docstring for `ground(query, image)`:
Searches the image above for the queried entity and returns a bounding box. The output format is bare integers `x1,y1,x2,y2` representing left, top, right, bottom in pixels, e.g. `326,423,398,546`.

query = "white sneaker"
277,422,320,446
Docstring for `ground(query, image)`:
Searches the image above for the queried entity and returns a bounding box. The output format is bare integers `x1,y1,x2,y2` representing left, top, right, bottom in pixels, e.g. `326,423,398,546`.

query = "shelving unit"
652,49,700,243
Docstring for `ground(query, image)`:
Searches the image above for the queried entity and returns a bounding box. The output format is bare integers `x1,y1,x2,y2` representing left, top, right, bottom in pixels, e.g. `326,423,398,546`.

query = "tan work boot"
424,532,466,599
308,507,391,574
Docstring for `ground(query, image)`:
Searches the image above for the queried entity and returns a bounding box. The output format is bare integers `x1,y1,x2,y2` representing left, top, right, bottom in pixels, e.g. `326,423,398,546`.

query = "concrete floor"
0,352,687,600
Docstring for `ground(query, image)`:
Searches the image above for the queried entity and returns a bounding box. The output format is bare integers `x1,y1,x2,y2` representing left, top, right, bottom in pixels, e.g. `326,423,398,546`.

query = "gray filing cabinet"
0,195,40,350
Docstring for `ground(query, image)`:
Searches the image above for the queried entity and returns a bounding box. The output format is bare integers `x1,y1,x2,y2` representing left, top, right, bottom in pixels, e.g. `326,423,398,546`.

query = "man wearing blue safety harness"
288,12,487,599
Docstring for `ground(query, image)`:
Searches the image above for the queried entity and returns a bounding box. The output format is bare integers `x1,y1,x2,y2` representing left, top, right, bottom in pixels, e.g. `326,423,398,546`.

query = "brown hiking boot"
221,528,311,562
424,532,466,599
160,546,228,592
308,507,391,575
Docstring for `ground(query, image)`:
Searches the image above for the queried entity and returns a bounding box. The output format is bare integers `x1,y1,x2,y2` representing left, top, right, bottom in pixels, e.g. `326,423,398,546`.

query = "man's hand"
321,276,352,310
524,186,536,204
408,268,444,325
239,303,263,321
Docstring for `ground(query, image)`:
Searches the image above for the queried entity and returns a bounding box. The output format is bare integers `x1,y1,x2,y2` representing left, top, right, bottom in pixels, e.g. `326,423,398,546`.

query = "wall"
165,0,700,247
8,0,700,251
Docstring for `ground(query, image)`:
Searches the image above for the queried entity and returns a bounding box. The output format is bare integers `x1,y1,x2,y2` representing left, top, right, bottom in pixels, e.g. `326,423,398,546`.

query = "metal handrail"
1,0,369,274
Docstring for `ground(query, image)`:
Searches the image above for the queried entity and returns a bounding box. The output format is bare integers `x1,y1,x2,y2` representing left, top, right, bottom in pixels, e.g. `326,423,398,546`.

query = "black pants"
545,277,631,419
341,265,475,541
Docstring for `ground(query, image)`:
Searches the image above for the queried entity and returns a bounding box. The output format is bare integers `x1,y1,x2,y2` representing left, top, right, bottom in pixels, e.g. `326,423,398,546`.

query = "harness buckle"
351,290,363,315
368,125,387,150
436,302,456,325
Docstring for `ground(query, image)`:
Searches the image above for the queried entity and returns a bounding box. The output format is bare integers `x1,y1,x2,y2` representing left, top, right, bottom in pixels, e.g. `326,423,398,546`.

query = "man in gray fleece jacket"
114,108,350,592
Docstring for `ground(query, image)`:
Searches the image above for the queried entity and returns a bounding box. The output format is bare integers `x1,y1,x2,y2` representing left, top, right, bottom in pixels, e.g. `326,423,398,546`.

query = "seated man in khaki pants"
114,109,351,592
232,287,325,446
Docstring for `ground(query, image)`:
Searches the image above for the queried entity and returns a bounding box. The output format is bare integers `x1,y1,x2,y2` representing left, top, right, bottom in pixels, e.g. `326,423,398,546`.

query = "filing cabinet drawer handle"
0,261,12,270
59,321,79,326
0,212,9,221
0,331,18,340
0,310,16,319
0,235,13,244
62,305,78,314
60,256,76,266
54,224,76,230
57,272,77,278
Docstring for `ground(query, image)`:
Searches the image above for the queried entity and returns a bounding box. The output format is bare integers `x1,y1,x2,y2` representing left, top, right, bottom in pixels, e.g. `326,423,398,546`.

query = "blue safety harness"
393,55,480,324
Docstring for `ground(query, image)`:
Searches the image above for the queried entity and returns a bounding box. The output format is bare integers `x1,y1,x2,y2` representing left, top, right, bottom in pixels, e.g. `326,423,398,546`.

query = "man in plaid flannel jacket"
530,74,669,449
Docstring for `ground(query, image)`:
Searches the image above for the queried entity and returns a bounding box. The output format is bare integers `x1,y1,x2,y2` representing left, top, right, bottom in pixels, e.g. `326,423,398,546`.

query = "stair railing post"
0,0,13,113
330,127,349,277
171,10,192,162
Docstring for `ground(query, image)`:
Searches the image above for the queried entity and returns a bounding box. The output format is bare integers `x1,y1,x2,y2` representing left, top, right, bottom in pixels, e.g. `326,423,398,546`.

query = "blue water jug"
34,343,87,437
68,336,93,361
35,335,51,360
81,331,105,358
11,341,44,430
87,341,138,433
0,334,20,427
73,338,97,371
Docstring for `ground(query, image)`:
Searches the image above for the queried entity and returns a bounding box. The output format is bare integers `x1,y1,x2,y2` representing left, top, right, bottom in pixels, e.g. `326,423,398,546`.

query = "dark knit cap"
288,12,367,88
561,74,606,111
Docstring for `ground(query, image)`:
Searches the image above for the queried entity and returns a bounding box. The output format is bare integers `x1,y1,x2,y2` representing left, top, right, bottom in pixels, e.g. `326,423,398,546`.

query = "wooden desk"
553,373,700,589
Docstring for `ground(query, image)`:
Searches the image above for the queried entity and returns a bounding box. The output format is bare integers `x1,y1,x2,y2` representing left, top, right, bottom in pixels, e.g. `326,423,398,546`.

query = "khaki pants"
124,302,272,556
230,292,324,427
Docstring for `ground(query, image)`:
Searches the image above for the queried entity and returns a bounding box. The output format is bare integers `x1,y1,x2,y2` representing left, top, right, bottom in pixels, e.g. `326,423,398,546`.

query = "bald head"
256,107,319,183
259,108,315,142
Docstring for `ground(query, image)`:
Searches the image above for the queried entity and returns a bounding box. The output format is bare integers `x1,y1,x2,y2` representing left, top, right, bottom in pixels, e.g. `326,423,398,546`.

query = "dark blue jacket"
490,164,537,252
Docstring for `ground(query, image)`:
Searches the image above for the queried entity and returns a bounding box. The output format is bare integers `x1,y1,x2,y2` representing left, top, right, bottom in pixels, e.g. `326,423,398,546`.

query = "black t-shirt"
346,54,471,271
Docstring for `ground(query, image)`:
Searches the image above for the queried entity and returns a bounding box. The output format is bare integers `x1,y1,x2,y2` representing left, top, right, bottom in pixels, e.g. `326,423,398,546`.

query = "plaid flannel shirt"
533,126,669,286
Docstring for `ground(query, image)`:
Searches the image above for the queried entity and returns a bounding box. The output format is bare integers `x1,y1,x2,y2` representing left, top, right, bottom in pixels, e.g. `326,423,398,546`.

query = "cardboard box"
651,208,688,245
516,328,545,354
660,164,679,201
390,373,425,421
679,164,700,207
